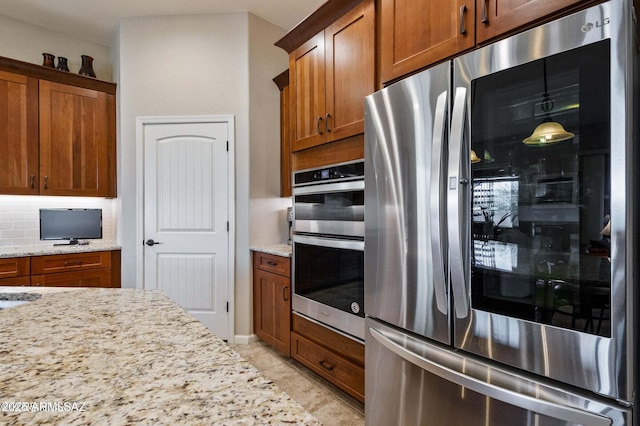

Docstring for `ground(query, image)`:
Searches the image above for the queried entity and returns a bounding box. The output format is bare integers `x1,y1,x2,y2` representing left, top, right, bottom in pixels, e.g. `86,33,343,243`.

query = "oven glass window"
469,40,611,337
295,242,364,318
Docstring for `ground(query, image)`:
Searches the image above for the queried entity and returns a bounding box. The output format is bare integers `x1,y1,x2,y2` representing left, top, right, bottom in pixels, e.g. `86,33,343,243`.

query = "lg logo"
582,17,611,32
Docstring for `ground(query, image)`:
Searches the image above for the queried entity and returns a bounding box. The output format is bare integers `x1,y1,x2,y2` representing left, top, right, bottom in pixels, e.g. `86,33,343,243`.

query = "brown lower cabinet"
0,250,120,288
253,250,365,402
291,313,365,402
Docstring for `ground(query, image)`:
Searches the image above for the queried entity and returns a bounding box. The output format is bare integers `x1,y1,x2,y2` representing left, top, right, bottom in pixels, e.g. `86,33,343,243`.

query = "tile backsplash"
0,196,116,247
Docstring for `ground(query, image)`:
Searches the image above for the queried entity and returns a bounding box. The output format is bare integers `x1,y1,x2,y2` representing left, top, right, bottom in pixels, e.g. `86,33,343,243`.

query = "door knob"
145,239,162,246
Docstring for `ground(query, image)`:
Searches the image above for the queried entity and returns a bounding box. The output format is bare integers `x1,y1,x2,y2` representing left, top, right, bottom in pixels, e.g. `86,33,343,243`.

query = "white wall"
116,12,287,340
248,15,291,246
0,14,111,81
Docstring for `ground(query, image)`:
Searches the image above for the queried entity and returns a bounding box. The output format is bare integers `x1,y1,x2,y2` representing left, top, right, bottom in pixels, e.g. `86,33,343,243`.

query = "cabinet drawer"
292,313,364,365
0,257,30,279
253,252,290,277
31,251,111,274
0,276,31,286
291,331,364,402
31,269,112,288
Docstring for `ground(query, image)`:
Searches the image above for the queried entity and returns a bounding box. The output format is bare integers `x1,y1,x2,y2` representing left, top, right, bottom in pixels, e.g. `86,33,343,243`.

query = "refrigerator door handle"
430,90,448,315
368,326,612,426
448,87,470,318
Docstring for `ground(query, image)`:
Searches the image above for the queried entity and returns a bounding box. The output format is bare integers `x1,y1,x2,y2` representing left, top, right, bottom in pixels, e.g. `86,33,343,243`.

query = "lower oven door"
292,234,365,341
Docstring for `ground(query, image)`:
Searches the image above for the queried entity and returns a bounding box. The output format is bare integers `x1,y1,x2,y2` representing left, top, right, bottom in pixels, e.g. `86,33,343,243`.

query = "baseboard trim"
234,334,259,345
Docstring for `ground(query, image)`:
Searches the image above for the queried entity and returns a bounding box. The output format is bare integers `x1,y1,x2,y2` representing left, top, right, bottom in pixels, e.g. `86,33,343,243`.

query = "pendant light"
471,149,481,163
523,59,574,146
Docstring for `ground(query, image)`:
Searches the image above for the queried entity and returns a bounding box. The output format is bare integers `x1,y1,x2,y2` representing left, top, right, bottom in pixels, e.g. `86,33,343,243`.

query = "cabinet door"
290,32,326,152
253,268,291,356
39,81,115,197
380,0,474,84
324,0,375,143
476,0,584,44
0,71,38,195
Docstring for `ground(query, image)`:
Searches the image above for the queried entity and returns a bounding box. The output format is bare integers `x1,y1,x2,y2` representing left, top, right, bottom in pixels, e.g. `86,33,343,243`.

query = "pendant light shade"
470,149,481,163
523,59,574,146
523,121,575,145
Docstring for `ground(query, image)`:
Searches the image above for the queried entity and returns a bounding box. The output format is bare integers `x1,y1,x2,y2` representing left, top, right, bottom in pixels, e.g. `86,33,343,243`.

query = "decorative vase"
78,55,96,78
56,56,69,72
42,53,55,68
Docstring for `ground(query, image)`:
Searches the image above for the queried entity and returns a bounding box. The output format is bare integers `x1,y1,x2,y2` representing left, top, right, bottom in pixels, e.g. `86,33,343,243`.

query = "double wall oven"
292,160,365,341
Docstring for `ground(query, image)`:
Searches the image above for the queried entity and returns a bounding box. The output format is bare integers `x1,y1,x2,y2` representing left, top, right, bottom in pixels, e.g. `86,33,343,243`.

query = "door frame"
135,115,236,342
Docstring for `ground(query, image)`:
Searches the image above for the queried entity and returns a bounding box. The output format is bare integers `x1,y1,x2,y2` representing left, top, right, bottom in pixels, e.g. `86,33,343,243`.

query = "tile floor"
231,341,365,425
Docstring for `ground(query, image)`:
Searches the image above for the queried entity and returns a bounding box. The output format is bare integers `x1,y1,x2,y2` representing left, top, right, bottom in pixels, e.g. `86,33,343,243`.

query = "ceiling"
0,0,326,45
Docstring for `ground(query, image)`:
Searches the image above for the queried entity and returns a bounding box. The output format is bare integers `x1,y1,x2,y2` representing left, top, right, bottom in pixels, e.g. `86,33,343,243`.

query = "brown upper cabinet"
0,70,39,195
287,0,375,152
39,81,115,197
380,0,591,84
0,56,117,197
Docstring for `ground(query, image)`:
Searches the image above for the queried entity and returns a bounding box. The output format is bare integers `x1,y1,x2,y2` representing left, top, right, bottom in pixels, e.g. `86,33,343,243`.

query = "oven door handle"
293,180,364,196
293,235,364,251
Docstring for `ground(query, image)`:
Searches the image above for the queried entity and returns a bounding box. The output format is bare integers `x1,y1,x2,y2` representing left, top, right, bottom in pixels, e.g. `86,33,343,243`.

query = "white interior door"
143,121,230,340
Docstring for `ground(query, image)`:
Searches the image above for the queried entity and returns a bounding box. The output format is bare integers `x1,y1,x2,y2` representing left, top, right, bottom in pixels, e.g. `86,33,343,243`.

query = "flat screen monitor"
39,208,102,245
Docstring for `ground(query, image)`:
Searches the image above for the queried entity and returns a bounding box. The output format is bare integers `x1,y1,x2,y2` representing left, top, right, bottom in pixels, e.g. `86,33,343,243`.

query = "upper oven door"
450,0,635,401
293,180,365,238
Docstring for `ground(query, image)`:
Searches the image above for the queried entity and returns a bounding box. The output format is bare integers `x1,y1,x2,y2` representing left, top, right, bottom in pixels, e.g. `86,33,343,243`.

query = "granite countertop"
0,287,318,425
0,241,121,258
250,244,292,258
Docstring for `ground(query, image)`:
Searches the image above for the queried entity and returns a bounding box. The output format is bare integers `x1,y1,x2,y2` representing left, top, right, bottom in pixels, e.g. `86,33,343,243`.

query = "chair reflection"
551,279,610,335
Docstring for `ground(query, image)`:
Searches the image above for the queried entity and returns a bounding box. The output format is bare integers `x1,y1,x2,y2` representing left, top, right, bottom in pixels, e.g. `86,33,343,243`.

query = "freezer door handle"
368,326,612,426
448,87,470,318
430,90,449,315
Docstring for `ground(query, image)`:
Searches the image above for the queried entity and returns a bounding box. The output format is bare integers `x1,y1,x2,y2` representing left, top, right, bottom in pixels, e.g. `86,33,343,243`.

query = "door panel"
39,81,110,196
476,0,586,44
143,122,230,340
0,71,38,195
380,0,474,83
324,0,375,142
452,0,632,400
365,61,451,344
290,32,326,151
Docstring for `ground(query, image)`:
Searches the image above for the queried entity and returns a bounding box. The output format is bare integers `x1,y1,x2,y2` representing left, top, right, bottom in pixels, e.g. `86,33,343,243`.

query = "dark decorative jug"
56,57,69,72
78,55,96,78
42,53,55,68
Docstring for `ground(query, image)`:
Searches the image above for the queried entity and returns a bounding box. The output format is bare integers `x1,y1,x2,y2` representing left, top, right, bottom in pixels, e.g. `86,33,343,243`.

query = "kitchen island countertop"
0,287,318,425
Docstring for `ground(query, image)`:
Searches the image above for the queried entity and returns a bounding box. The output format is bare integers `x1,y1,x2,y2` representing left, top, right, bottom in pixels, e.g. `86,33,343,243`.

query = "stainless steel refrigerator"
364,0,638,424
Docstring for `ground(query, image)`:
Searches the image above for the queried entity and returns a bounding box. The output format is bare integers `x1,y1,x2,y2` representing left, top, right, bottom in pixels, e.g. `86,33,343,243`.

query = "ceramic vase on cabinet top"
78,55,96,78
42,53,55,68
56,57,69,72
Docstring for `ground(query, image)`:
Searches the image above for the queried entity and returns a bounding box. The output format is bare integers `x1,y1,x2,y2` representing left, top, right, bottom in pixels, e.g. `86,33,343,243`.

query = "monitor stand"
54,238,79,246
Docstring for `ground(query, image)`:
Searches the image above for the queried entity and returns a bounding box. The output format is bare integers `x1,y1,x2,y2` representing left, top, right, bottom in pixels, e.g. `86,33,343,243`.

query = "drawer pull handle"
481,0,489,23
459,5,467,34
282,285,289,301
64,261,83,266
317,116,324,135
266,261,278,267
30,175,35,189
319,360,334,371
